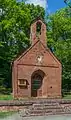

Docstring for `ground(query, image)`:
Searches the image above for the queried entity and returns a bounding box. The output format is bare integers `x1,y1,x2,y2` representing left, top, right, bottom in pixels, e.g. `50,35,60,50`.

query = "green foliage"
0,0,71,95
0,0,45,90
63,94,71,99
47,8,71,93
64,0,71,8
0,86,11,94
0,111,16,118
0,94,13,100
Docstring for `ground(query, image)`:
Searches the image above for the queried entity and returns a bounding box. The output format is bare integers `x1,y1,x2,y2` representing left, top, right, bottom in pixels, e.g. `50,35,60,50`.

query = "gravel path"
0,113,71,120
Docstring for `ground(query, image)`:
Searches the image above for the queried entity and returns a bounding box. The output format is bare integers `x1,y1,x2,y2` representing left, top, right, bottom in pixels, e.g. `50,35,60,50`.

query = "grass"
63,94,71,99
1,93,71,100
0,111,16,118
0,94,13,100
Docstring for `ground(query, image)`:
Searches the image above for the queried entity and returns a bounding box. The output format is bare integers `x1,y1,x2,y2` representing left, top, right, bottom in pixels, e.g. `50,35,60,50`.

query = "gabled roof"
13,40,61,66
12,40,39,63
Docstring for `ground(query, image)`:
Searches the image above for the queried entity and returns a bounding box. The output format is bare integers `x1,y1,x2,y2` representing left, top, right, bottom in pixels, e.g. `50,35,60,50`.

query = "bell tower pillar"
30,18,47,47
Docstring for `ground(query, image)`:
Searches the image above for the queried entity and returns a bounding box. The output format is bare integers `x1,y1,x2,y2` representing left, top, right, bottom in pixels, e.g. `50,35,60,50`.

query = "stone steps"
27,103,64,116
21,109,71,117
30,107,62,110
29,109,64,113
18,99,71,117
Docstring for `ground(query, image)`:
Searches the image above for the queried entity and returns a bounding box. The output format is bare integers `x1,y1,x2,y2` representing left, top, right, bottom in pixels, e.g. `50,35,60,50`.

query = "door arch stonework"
31,70,45,97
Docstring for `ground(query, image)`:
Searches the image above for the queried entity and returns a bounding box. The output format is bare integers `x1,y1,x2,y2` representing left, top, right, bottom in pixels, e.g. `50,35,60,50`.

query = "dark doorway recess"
31,70,45,97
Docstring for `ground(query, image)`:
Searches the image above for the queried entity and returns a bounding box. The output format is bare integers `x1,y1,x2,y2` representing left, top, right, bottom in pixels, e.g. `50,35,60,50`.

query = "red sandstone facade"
12,19,62,98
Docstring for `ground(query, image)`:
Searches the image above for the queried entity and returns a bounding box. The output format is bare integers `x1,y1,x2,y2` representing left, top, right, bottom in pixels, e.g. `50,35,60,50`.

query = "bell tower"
30,18,47,47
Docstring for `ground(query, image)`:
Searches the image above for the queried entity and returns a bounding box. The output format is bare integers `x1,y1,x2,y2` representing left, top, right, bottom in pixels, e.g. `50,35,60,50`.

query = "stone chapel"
12,18,62,98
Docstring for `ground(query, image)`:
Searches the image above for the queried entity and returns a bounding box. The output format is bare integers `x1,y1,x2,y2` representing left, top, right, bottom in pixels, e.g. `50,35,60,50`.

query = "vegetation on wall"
0,0,71,95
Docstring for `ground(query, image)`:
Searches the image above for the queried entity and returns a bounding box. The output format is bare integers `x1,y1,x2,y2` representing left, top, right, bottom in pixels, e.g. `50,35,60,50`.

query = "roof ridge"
13,40,39,62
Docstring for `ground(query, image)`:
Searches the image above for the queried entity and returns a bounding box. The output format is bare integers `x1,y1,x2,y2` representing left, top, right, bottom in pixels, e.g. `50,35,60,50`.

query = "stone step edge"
20,112,71,117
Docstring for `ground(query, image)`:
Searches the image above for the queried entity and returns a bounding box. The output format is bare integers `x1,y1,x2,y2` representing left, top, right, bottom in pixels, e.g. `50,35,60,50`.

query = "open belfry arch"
30,19,46,46
12,18,62,98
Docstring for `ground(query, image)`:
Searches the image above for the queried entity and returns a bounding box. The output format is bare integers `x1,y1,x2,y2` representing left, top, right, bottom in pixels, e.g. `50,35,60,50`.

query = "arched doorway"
31,70,45,97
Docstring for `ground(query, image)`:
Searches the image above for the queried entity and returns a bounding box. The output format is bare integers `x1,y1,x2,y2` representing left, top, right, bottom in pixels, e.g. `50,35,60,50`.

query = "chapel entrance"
31,70,45,97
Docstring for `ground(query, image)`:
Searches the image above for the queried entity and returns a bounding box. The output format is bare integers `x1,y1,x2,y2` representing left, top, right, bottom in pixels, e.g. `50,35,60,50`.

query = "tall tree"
47,8,71,93
0,0,45,90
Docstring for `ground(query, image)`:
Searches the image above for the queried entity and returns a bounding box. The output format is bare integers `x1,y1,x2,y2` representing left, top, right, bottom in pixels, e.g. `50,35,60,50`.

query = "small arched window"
36,22,42,36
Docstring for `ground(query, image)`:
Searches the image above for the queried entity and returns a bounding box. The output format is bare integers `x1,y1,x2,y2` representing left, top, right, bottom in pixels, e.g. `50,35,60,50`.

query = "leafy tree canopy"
0,0,45,89
47,8,71,92
0,0,71,95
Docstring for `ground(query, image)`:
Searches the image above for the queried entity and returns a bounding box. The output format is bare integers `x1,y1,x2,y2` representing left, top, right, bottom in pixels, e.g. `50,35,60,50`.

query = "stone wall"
0,99,71,115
